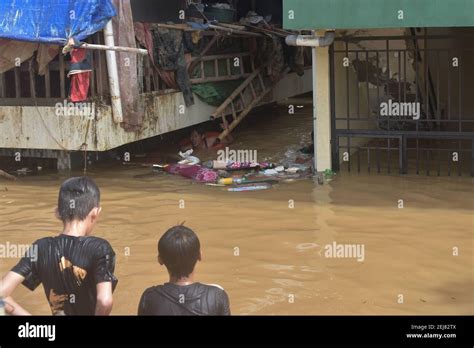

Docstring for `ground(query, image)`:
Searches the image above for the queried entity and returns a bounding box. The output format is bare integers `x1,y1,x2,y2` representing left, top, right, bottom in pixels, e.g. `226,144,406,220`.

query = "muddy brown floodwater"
0,105,473,315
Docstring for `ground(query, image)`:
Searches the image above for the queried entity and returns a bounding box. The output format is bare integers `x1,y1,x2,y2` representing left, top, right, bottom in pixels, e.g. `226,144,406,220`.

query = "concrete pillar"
312,46,332,175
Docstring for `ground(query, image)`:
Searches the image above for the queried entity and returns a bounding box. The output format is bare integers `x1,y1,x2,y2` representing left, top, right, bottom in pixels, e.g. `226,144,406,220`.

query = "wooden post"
0,73,5,98
14,66,21,98
95,33,104,96
145,56,151,92
89,51,96,96
44,63,51,97
96,50,103,96
29,60,36,98
59,53,66,99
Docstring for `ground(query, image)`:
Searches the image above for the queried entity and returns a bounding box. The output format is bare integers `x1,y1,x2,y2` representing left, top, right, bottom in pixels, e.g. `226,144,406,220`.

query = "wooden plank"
14,67,21,98
59,53,66,99
226,58,231,76
214,59,219,77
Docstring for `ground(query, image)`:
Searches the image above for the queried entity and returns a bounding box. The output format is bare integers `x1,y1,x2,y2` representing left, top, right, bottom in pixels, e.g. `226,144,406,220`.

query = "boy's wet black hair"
158,225,201,279
57,177,100,222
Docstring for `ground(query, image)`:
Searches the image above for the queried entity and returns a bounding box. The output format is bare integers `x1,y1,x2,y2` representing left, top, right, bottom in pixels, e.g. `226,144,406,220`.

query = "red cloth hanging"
68,48,91,102
70,72,91,102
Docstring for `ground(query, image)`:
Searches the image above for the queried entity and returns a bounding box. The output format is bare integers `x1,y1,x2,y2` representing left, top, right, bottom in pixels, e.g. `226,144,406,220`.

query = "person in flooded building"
180,130,233,151
0,177,118,315
137,225,231,316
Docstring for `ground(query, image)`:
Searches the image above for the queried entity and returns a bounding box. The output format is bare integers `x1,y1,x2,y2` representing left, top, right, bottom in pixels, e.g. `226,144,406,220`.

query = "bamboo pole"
103,20,123,124
241,24,288,38
154,23,199,31
79,42,148,55
208,24,263,37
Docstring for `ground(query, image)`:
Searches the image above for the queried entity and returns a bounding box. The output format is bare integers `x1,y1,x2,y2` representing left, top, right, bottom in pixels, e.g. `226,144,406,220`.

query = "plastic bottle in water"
204,160,227,170
217,177,244,185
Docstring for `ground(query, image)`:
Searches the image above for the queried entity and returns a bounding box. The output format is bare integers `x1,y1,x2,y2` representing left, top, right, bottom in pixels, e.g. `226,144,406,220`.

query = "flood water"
0,104,472,315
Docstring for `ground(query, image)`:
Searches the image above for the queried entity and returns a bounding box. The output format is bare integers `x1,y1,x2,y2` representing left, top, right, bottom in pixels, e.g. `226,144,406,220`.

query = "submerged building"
283,0,474,177
1,0,473,177
0,0,312,169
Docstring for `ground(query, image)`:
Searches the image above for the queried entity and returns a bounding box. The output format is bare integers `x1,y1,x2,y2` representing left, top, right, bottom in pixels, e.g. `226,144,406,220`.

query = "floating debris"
227,184,272,192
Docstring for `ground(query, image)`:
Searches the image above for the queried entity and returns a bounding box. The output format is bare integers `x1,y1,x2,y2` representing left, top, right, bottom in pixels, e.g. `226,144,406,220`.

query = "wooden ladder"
190,52,252,84
212,68,288,142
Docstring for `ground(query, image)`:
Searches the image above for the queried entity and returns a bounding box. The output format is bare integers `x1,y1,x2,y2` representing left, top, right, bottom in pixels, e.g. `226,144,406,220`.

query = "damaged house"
0,0,312,169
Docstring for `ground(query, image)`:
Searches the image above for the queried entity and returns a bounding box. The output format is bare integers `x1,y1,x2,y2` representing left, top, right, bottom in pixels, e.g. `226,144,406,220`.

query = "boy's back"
12,234,117,315
137,225,231,316
138,282,230,316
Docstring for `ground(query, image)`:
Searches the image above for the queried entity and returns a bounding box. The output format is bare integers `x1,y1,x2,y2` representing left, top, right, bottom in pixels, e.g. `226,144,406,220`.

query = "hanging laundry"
68,48,92,102
134,22,176,89
150,25,195,107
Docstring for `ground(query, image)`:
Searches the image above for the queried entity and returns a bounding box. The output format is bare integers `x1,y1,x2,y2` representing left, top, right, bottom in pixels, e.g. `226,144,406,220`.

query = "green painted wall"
283,0,474,29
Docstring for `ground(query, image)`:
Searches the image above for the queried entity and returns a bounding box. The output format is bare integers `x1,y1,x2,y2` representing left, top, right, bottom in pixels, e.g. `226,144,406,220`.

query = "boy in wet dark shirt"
138,225,230,316
0,177,117,315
